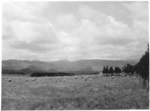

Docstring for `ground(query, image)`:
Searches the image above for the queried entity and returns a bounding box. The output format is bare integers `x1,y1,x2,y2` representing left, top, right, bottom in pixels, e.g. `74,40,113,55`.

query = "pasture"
2,74,149,110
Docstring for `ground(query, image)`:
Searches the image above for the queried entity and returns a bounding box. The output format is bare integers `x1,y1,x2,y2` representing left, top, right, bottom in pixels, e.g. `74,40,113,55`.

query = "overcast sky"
2,1,149,61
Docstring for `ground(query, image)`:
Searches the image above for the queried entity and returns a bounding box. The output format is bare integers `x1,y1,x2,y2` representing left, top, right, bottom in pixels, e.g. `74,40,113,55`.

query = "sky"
2,1,149,61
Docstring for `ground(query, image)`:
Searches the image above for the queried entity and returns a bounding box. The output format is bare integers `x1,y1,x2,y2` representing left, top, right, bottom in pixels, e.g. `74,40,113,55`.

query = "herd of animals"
3,73,107,86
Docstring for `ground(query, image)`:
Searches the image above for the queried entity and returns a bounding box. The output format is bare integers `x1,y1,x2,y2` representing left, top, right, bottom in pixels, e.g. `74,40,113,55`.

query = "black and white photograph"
2,1,149,110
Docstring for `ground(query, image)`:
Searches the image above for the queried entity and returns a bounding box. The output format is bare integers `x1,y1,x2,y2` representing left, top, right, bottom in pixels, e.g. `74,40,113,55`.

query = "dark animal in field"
92,77,95,79
81,77,84,79
8,79,11,82
84,78,87,81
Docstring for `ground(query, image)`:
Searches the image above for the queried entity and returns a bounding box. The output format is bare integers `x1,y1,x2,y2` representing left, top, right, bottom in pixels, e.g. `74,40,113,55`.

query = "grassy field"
2,74,149,110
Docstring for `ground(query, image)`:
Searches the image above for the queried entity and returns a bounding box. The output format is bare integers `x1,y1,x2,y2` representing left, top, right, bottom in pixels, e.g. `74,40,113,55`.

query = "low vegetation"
2,69,25,75
2,75,149,110
30,71,100,77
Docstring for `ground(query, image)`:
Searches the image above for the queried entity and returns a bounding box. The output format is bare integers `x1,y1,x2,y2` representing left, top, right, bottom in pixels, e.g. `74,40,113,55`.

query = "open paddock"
2,74,149,110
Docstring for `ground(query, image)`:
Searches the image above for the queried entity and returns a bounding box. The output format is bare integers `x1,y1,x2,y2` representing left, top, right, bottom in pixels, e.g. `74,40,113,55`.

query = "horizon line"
2,58,139,62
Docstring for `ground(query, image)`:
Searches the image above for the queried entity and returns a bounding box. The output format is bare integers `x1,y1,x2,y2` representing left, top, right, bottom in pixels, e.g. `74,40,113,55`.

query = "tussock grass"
2,75,149,110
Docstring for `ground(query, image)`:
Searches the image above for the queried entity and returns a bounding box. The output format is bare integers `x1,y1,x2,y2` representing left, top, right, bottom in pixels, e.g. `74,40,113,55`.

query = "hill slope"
2,59,138,74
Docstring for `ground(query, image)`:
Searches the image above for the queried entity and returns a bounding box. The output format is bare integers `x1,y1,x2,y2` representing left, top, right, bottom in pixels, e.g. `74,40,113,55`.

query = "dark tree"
126,64,134,76
105,66,109,76
122,66,127,76
122,64,134,76
109,66,114,76
134,44,149,88
102,66,114,76
114,67,117,76
102,66,106,76
114,67,122,76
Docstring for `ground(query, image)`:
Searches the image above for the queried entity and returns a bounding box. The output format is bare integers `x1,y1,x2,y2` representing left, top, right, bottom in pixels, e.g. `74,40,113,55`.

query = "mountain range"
2,59,138,74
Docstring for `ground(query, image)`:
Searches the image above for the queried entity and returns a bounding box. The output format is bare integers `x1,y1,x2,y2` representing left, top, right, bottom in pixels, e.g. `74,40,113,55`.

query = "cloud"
3,20,59,52
123,2,149,58
78,5,107,26
124,2,148,20
56,14,80,32
71,9,132,46
11,21,57,44
2,2,47,22
2,2,149,61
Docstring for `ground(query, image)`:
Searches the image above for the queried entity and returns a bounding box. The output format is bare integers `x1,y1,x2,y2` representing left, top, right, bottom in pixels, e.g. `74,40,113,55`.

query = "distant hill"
19,65,46,74
2,59,138,74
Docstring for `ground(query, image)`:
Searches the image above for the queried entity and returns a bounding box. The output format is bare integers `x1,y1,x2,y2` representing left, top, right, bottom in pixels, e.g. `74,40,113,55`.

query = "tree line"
134,45,149,88
102,44,149,87
30,71,100,77
102,64,134,76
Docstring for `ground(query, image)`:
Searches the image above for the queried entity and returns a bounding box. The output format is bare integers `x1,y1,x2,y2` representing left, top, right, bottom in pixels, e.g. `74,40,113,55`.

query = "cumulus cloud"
3,2,47,22
2,2,149,61
56,14,80,32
